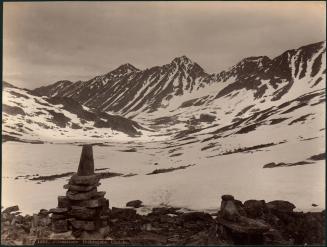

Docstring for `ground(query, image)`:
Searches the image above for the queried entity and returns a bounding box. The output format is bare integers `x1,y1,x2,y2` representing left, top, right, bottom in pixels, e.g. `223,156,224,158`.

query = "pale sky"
3,1,326,89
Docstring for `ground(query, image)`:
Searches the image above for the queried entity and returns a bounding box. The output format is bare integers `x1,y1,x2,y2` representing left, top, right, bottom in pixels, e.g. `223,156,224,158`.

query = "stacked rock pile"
50,145,110,238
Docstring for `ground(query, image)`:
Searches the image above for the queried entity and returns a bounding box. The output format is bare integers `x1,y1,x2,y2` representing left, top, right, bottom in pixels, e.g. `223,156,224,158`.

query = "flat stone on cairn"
50,145,109,236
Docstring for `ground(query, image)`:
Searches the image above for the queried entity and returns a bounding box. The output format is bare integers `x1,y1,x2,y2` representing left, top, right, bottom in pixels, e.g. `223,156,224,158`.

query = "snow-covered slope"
136,41,325,132
2,85,149,143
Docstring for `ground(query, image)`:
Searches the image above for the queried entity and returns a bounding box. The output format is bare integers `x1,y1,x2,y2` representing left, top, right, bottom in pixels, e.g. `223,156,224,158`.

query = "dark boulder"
220,200,241,222
150,207,181,216
110,207,137,220
2,205,19,214
69,219,96,231
69,206,98,220
51,219,68,233
66,188,98,201
221,195,235,201
244,200,268,218
38,209,50,217
182,211,213,222
49,208,68,214
266,200,296,212
126,200,143,208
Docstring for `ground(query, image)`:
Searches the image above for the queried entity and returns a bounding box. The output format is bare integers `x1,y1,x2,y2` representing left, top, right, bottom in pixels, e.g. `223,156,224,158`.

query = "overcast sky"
3,1,326,89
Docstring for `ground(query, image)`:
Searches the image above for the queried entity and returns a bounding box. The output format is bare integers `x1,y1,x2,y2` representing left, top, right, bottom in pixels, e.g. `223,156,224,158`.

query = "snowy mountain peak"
109,63,140,76
173,55,193,63
172,55,193,65
170,55,206,77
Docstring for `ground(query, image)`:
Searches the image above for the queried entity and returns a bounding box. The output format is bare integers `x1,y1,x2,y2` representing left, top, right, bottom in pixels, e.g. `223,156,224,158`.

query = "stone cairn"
49,145,110,238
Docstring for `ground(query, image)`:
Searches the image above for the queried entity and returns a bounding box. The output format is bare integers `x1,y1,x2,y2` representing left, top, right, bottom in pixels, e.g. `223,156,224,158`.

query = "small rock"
66,188,98,200
49,231,74,240
38,209,49,217
221,195,235,201
52,219,68,233
32,214,39,228
221,200,241,222
110,207,137,219
126,200,143,208
266,200,296,212
69,206,97,220
57,196,71,209
182,211,213,222
98,225,110,238
64,183,99,192
2,205,19,214
70,174,99,185
39,217,51,227
80,230,103,240
51,214,66,220
244,200,267,218
49,207,68,214
70,219,95,231
71,198,107,208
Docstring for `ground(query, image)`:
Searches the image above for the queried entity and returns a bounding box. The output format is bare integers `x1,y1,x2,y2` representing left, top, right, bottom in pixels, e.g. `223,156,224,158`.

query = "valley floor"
2,134,325,215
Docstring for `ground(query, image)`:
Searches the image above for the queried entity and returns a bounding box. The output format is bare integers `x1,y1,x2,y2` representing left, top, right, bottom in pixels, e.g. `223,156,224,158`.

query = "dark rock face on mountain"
33,80,73,97
47,96,144,136
33,56,210,117
214,41,325,101
32,41,325,118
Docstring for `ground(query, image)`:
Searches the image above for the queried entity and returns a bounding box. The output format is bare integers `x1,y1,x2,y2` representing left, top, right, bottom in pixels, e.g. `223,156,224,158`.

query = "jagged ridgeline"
32,41,325,117
3,40,325,143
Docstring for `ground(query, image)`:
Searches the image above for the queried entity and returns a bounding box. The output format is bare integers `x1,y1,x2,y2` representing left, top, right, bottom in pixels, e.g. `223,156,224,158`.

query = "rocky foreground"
1,195,325,245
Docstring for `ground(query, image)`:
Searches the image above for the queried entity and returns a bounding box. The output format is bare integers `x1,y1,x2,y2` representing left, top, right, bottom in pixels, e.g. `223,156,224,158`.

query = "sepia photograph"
2,1,326,245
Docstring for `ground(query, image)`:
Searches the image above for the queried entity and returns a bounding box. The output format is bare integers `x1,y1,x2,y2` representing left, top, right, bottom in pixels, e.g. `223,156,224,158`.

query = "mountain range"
2,40,326,145
32,41,325,118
